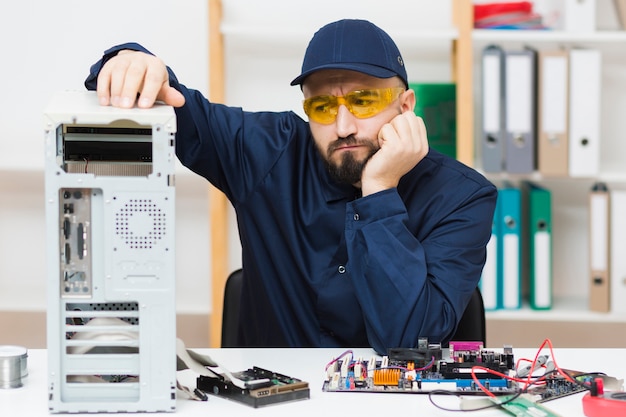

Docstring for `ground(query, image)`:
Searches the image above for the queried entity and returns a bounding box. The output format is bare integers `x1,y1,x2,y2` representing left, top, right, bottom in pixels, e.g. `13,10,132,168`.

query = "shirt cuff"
345,188,406,229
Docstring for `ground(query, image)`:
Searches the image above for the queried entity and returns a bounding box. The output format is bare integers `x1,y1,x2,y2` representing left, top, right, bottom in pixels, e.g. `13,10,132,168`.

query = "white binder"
563,0,597,32
481,45,505,173
589,183,610,312
610,190,626,314
569,49,601,178
537,49,569,177
504,48,536,174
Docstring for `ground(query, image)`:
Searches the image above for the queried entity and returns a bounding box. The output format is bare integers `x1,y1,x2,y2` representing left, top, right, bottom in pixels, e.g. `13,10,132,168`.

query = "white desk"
1,347,624,416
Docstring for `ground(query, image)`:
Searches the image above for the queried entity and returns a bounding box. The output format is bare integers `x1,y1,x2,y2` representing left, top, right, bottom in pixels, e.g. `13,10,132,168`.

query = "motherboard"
322,339,611,401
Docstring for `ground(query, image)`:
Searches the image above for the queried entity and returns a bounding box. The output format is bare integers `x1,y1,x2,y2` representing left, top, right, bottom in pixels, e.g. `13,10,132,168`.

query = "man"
86,19,497,354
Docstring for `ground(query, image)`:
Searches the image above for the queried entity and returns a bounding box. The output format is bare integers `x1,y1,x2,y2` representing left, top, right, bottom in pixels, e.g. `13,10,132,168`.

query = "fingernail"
99,96,109,106
138,98,151,108
111,96,120,106
121,97,132,107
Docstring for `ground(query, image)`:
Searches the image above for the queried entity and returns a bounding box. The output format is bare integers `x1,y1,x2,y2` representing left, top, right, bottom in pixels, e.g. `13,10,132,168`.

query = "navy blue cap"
290,19,408,88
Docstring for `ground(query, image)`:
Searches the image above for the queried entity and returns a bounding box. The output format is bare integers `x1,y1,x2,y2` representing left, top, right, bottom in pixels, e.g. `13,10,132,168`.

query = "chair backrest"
221,268,486,347
221,268,243,348
450,287,486,345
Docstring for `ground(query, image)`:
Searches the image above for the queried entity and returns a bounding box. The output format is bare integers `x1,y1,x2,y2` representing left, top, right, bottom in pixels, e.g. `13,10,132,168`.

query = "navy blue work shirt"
86,43,497,355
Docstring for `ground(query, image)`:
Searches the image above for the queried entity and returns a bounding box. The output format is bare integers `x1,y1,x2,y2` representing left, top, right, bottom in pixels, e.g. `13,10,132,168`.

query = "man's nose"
335,105,357,138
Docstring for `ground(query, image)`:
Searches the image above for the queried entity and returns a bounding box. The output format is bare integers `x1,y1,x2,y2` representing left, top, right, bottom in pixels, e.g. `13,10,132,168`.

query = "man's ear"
401,88,416,113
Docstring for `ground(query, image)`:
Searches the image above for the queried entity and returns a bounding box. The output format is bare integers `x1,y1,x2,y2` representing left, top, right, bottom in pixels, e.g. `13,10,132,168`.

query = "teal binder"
480,196,500,311
498,184,522,310
409,83,456,159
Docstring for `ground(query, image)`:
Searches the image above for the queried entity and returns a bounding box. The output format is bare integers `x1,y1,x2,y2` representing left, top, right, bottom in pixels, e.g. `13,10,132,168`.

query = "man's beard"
321,136,379,185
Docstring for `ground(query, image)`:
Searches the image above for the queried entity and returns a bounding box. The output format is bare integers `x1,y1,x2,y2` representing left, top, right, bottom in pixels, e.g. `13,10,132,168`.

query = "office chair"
450,287,486,345
221,268,244,348
221,268,486,347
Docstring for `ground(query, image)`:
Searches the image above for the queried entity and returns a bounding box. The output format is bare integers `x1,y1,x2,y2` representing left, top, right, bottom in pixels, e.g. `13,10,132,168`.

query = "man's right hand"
96,50,186,109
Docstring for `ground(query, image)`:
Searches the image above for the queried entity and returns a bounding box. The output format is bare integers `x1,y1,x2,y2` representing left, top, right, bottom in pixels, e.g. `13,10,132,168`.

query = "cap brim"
290,63,399,86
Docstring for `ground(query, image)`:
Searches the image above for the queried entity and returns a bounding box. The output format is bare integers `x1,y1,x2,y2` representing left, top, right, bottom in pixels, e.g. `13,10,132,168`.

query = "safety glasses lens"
303,88,403,124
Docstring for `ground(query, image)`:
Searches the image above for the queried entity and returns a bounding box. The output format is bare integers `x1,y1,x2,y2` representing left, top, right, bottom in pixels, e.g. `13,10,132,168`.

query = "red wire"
470,338,580,397
531,338,578,385
415,356,436,371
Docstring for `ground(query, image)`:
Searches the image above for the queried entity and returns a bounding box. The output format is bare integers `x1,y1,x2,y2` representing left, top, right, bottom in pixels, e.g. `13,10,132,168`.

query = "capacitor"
0,345,28,389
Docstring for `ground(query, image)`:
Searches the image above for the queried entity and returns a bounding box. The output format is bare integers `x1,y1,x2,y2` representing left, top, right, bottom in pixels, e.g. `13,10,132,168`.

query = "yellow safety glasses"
303,87,405,124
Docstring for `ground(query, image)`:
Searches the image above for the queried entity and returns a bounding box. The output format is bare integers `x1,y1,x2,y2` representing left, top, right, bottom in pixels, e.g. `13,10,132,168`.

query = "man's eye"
312,101,332,112
350,92,378,107
351,98,376,107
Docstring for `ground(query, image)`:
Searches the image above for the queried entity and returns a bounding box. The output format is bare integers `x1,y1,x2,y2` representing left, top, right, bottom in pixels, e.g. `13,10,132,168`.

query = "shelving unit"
467,16,626,345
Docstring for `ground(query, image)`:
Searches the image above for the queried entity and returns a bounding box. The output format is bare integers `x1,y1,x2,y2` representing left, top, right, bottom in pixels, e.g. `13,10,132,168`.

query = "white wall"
0,0,211,314
0,0,210,169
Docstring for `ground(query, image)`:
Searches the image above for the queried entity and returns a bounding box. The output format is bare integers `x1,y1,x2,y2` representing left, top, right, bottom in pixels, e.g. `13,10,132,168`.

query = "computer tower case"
44,91,177,412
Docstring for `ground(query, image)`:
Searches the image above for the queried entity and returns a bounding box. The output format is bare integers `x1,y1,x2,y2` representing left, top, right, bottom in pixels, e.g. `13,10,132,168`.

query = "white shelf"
473,29,626,43
222,24,459,61
479,171,626,185
486,296,626,323
222,24,459,42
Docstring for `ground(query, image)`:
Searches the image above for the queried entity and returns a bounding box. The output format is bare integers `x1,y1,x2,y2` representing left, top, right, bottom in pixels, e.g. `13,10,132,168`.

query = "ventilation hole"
114,198,168,249
66,302,139,325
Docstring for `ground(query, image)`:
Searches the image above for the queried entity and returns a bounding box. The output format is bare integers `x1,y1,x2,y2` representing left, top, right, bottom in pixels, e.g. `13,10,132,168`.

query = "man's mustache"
327,135,375,157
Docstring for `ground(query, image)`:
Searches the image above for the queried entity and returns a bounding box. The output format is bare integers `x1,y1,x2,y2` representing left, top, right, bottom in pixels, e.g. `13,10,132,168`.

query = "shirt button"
338,265,346,274
353,213,360,221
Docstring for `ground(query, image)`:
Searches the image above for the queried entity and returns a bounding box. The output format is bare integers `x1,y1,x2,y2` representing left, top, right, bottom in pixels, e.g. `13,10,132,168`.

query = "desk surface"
1,347,624,416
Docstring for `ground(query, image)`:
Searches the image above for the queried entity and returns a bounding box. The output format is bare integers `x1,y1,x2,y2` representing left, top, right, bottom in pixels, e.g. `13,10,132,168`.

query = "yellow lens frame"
303,87,405,124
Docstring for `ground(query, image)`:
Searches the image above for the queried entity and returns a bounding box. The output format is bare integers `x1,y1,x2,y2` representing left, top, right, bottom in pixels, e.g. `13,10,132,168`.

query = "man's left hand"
361,112,429,196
